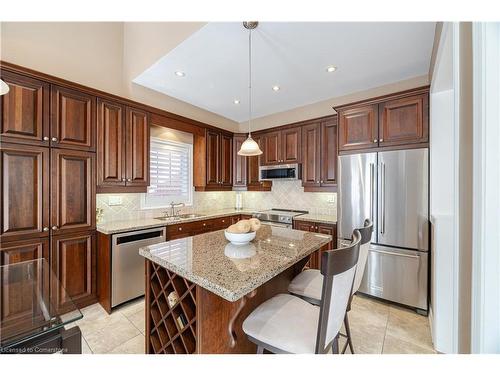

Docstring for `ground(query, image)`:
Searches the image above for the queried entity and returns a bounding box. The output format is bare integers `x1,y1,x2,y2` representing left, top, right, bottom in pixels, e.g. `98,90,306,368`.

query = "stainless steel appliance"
338,148,429,312
112,227,166,308
254,209,308,228
259,163,301,181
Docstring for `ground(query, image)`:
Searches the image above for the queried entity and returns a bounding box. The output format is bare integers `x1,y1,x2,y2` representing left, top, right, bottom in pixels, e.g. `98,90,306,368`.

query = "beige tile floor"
76,294,435,354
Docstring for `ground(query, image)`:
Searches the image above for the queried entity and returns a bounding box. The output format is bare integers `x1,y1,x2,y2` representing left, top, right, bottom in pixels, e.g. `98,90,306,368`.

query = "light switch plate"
108,196,123,206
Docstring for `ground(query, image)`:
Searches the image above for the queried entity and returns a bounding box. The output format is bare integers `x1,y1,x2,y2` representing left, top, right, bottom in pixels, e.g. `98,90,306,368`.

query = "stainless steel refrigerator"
338,148,429,313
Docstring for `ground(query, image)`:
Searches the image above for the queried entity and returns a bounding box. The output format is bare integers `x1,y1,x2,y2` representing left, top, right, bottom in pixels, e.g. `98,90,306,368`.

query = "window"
141,137,193,209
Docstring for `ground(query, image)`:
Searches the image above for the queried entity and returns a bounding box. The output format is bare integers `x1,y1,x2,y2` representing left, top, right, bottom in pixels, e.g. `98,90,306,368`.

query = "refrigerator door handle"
369,163,374,222
370,248,420,259
381,162,386,234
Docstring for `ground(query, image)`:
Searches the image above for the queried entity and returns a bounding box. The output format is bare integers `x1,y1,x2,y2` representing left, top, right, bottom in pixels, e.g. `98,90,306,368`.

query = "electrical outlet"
108,196,123,206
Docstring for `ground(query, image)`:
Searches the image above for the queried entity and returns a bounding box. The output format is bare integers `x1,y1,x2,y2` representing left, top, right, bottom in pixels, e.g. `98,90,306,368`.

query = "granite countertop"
139,225,332,302
294,213,337,225
96,208,258,235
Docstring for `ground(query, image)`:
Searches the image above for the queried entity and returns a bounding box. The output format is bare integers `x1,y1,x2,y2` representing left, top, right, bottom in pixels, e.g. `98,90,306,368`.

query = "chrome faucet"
165,201,185,218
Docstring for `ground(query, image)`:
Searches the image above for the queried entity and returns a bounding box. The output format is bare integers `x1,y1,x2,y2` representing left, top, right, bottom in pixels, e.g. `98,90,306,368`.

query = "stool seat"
288,269,322,304
242,293,320,353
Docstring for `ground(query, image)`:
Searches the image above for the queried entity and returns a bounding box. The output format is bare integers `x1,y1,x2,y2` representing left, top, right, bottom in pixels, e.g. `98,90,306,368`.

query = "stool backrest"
352,219,373,294
315,229,361,354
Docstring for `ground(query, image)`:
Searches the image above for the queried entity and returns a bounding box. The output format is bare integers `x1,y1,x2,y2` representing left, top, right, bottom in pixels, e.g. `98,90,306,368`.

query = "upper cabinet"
51,85,96,151
0,71,50,147
246,135,272,191
194,129,233,191
337,88,429,152
261,126,301,165
96,99,150,193
232,134,272,191
301,116,338,192
232,134,247,188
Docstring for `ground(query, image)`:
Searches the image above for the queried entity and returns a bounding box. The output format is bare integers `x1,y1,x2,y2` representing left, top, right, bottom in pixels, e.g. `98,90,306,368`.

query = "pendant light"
238,21,263,156
0,79,9,96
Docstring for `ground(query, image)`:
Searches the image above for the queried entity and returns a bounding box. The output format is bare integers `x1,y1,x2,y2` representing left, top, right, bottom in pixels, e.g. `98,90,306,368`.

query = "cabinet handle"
43,227,49,232
315,226,318,230
373,139,378,143
52,226,58,230
43,136,50,141
203,223,206,227
127,178,132,182
51,137,58,142
121,178,125,182
320,180,323,183
178,227,182,231
222,219,225,223
379,138,384,142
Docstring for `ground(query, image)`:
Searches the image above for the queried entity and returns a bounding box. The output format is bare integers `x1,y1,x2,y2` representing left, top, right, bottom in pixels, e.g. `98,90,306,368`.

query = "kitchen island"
139,224,331,354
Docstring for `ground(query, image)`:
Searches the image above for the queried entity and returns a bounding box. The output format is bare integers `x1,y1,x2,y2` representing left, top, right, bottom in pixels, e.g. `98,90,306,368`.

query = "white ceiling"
133,22,435,123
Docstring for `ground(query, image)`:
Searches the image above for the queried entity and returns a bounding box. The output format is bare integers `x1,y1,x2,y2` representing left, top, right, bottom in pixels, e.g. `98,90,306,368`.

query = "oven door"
260,221,292,229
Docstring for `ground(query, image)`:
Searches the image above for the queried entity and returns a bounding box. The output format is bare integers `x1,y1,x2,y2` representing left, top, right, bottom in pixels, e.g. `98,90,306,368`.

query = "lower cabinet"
292,220,337,270
0,238,50,326
51,231,97,310
165,215,241,240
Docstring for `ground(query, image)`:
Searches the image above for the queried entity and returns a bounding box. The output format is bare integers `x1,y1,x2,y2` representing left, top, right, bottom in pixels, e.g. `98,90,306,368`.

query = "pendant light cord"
248,28,252,136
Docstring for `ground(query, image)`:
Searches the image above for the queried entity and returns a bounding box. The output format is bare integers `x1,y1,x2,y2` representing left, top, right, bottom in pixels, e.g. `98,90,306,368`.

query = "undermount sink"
154,213,206,221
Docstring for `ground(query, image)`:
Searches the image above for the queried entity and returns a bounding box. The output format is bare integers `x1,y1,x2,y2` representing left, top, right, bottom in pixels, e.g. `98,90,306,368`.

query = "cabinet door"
125,107,150,188
294,220,316,232
219,133,233,187
97,99,125,188
50,85,96,151
0,71,50,146
51,232,96,309
262,131,281,165
320,119,338,187
0,238,50,326
0,144,49,242
232,135,247,187
317,223,336,250
51,149,96,235
281,127,301,163
206,130,220,187
338,105,378,151
247,136,272,190
301,123,321,187
379,94,428,147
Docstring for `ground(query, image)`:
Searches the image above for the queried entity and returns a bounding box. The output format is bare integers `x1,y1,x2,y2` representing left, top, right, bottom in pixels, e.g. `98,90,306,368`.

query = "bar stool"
241,230,361,354
287,219,373,354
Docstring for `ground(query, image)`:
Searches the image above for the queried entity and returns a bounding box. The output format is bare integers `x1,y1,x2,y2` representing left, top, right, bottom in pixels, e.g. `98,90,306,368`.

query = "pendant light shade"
238,21,263,157
238,135,262,156
0,79,10,96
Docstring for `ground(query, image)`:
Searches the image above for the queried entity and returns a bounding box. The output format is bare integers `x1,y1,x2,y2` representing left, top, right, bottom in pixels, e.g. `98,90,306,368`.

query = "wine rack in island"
146,261,197,354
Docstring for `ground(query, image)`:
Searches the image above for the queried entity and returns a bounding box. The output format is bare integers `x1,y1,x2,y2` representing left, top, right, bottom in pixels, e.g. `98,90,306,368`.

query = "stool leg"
332,334,339,354
343,313,355,354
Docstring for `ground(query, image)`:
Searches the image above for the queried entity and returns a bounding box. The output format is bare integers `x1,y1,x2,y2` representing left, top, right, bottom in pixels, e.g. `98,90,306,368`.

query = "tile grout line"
380,306,391,354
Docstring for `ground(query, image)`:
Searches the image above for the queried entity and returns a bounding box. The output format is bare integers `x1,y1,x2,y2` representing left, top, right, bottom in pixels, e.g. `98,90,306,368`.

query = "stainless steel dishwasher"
112,227,166,308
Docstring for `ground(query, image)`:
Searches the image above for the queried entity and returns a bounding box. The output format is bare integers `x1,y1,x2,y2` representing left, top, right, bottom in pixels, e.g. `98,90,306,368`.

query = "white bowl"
224,230,256,245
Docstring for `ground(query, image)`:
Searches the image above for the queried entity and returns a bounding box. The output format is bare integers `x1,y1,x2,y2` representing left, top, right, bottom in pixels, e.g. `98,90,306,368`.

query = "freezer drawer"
358,245,428,311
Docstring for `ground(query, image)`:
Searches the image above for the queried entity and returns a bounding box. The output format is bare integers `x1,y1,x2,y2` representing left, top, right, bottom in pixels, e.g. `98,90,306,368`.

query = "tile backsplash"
96,180,336,222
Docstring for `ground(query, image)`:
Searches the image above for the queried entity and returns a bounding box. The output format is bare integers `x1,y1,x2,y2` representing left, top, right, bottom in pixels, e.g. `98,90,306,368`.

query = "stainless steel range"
253,209,308,228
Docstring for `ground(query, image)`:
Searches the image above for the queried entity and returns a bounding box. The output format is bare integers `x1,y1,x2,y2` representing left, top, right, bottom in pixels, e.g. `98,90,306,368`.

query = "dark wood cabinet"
51,149,96,235
292,220,336,270
0,238,50,325
166,215,240,240
199,129,232,190
320,118,338,187
261,127,301,165
338,105,378,152
125,107,150,188
51,231,96,309
301,122,321,188
96,101,149,193
233,135,247,188
336,88,429,152
0,71,50,147
50,85,96,151
378,93,428,147
96,98,125,188
0,143,50,242
246,135,272,191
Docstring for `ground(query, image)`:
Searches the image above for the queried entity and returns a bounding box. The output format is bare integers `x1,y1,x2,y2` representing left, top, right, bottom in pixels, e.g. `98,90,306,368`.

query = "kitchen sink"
154,213,206,221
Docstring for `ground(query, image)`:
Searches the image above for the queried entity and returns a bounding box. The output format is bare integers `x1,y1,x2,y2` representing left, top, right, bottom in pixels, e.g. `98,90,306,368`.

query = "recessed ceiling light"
174,71,185,77
233,99,240,104
272,85,280,92
326,66,337,73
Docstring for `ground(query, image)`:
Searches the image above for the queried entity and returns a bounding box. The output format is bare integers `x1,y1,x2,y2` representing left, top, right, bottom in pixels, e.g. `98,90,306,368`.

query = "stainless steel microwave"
259,163,301,181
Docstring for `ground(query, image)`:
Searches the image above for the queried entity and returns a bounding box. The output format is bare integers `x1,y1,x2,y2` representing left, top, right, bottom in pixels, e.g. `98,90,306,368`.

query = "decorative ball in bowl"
224,230,256,245
224,218,261,245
